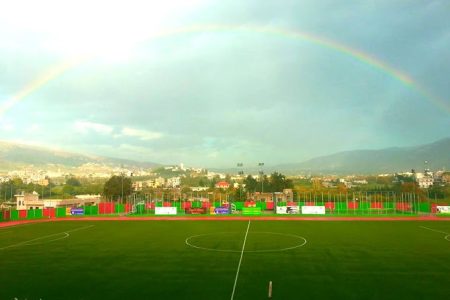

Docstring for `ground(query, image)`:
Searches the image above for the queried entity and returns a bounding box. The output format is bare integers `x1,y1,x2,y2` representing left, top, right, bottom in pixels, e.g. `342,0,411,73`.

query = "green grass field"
1,220,449,299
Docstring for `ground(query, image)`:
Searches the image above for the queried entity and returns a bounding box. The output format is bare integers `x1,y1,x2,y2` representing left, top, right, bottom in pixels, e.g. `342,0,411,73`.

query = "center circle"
185,231,307,253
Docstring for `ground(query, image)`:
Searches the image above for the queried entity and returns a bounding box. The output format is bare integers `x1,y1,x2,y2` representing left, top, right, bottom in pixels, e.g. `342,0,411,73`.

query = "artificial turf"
0,220,449,299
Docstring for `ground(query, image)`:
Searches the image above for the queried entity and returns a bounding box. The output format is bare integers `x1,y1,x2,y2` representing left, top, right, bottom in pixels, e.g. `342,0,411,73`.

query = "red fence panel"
287,201,296,206
163,202,172,207
371,202,383,209
3,210,11,220
146,203,155,210
325,202,335,210
202,202,210,208
266,202,274,210
99,202,115,214
245,201,256,207
305,202,315,206
396,203,411,211
43,208,56,218
182,202,192,209
18,210,27,218
348,202,359,209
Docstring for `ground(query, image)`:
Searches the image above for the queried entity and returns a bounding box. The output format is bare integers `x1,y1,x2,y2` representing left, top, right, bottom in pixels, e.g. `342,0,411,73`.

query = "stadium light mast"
258,162,264,193
237,163,244,201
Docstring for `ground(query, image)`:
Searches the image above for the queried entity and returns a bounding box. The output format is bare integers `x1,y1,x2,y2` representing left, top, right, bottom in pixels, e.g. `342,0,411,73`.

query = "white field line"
420,226,450,242
0,225,94,250
231,220,251,300
419,226,449,235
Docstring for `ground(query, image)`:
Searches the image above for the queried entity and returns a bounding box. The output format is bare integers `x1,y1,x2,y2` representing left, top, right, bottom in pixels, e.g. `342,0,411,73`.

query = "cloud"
121,127,163,140
74,121,113,135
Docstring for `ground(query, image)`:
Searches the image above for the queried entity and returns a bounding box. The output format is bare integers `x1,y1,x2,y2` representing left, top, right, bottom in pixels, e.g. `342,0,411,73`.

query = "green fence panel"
192,201,202,208
277,201,287,207
26,209,43,219
84,205,99,215
115,204,125,213
10,210,19,220
336,202,348,213
213,201,221,207
384,202,395,209
155,202,163,207
0,212,3,221
257,202,267,210
56,207,66,217
234,202,243,210
419,202,430,213
136,204,146,214
359,202,370,210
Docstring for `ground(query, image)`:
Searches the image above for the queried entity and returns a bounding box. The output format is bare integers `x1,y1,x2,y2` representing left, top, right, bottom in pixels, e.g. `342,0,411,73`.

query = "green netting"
277,201,287,207
83,205,98,215
0,212,3,221
56,207,66,217
10,210,19,220
213,201,221,207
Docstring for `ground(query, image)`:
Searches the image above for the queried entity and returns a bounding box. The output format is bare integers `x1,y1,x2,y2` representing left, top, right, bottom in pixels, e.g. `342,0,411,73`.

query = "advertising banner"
276,206,300,214
242,207,262,215
301,206,326,215
214,207,230,214
436,206,450,214
70,208,84,216
155,207,177,215
185,207,207,214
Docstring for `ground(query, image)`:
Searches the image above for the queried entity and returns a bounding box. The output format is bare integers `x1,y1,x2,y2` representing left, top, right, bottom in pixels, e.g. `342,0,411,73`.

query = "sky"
0,0,449,168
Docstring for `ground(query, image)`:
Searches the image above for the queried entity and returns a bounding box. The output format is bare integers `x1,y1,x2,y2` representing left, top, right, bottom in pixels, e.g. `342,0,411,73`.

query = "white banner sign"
301,206,325,215
155,207,177,215
436,206,450,214
276,206,300,214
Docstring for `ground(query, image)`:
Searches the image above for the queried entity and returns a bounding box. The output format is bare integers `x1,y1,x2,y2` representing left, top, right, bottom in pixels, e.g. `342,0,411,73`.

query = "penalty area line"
231,220,251,300
0,225,94,250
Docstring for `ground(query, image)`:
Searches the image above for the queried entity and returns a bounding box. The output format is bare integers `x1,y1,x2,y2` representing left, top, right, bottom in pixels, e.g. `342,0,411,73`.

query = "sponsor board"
276,206,300,214
155,207,177,215
185,208,207,214
214,207,230,214
301,206,326,215
70,208,84,216
436,206,450,214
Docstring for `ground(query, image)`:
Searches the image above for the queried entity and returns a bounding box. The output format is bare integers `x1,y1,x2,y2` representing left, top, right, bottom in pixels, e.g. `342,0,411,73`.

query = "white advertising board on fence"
301,206,326,215
436,206,450,214
155,207,177,215
276,206,300,214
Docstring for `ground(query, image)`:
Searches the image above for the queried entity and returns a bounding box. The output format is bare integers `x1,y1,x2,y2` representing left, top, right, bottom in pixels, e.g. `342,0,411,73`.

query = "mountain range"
0,137,449,174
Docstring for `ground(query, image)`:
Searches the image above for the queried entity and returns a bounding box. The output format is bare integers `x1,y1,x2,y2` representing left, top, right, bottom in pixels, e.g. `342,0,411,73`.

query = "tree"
103,175,132,201
66,177,81,186
244,175,258,193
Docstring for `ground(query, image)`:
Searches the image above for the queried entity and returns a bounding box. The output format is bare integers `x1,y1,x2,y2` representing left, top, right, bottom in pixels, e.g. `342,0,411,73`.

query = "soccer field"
1,220,449,300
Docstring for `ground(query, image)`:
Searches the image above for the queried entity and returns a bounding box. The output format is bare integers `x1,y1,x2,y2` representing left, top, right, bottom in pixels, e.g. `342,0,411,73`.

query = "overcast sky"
0,0,449,168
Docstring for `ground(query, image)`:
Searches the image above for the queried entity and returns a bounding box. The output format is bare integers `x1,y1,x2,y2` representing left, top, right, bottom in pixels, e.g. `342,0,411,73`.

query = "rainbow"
1,24,448,117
